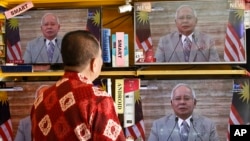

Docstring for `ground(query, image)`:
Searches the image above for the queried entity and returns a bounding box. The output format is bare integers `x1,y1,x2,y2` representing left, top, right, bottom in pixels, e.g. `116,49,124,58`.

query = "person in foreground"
30,30,126,140
154,5,220,62
23,13,63,64
148,83,220,141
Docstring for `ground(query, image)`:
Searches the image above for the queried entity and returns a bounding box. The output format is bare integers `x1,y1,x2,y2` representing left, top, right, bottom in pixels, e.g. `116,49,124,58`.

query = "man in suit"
154,5,220,62
23,13,63,64
14,116,31,141
14,85,50,141
148,83,220,141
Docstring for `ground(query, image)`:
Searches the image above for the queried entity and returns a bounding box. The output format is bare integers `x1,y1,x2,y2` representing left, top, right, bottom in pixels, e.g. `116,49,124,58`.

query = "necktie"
180,120,189,141
183,37,192,62
47,41,55,63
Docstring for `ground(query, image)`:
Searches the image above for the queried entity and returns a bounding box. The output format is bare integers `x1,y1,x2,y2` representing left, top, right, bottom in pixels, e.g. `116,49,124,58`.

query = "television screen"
134,0,247,65
140,78,248,141
5,8,101,71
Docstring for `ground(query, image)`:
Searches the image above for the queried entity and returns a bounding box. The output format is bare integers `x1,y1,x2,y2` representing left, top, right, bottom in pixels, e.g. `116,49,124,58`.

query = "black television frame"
6,7,101,71
133,0,247,65
139,77,248,140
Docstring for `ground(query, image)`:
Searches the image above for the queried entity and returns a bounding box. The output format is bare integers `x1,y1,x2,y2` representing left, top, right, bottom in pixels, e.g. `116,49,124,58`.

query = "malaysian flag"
124,79,145,141
227,79,250,141
86,8,101,42
0,91,13,141
6,18,23,64
224,9,245,62
135,11,154,62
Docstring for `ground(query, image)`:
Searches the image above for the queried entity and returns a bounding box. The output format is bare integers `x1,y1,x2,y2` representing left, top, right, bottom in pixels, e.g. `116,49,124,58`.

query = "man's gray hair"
175,5,197,19
170,83,196,100
41,13,60,25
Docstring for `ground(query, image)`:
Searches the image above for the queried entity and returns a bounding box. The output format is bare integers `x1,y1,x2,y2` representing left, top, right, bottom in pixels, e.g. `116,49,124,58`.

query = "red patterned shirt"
31,71,126,141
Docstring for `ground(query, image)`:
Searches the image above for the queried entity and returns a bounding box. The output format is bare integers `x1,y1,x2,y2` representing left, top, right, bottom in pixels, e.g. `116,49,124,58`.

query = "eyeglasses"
172,96,193,102
177,15,194,21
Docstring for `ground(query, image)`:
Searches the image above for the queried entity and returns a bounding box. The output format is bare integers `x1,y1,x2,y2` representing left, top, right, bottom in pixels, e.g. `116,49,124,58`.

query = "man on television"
148,83,220,141
154,5,220,62
23,13,63,64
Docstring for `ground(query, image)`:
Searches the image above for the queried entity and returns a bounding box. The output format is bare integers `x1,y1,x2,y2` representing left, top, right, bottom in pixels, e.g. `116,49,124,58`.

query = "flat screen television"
140,78,248,141
134,0,247,65
5,7,101,71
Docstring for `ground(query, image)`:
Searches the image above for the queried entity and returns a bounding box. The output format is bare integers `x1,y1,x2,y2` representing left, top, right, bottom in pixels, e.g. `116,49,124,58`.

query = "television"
5,7,101,71
140,78,248,141
134,0,247,65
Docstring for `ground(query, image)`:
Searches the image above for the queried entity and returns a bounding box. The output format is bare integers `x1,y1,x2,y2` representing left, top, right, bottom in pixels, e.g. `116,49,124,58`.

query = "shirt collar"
46,38,56,46
181,33,193,43
178,116,192,128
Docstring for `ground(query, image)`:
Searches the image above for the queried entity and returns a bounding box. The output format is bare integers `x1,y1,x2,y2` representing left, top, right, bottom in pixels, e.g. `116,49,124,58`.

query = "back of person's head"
61,30,100,70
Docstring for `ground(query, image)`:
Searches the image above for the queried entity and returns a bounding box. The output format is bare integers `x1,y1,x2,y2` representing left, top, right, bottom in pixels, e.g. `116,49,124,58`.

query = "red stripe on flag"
15,43,22,59
230,104,244,124
126,120,145,141
136,36,153,52
226,26,239,59
136,120,145,141
224,46,234,61
227,102,244,141
228,23,245,59
7,41,22,61
7,42,15,60
0,119,13,141
144,38,152,50
127,127,137,139
136,36,144,50
224,23,245,61
0,128,8,141
5,120,13,139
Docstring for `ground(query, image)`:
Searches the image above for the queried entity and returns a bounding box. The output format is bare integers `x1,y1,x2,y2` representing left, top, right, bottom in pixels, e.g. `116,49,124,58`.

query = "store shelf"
0,69,247,81
0,70,137,81
136,69,247,76
1,0,126,8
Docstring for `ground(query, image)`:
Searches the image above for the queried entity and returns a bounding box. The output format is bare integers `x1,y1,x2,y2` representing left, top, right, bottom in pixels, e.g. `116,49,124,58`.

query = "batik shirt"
31,71,126,141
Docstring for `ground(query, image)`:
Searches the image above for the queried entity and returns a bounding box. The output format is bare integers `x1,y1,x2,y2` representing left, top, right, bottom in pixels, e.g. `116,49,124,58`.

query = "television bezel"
133,0,247,66
139,77,247,140
6,7,101,71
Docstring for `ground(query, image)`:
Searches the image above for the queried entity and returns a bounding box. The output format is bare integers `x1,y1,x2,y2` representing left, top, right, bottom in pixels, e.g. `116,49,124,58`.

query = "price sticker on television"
4,1,34,19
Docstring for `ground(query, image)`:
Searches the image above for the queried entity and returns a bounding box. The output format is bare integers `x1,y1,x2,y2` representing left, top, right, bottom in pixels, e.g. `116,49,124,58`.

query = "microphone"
190,118,203,141
54,39,61,63
167,34,181,62
166,117,178,141
192,34,208,62
33,38,46,64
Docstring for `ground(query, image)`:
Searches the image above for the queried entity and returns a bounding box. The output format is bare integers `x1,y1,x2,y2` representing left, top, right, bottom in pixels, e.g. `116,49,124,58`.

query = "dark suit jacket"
23,36,63,64
14,116,31,141
148,114,220,141
154,31,220,62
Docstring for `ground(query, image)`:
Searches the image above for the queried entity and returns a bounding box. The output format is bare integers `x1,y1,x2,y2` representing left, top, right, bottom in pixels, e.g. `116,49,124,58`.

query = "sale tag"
4,1,34,19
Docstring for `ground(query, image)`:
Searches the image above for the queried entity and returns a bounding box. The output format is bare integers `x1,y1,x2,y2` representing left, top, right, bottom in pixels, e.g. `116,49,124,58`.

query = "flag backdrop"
0,91,13,141
124,78,145,141
5,18,23,64
135,11,153,52
86,8,101,42
135,11,154,62
227,79,250,141
224,9,245,62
